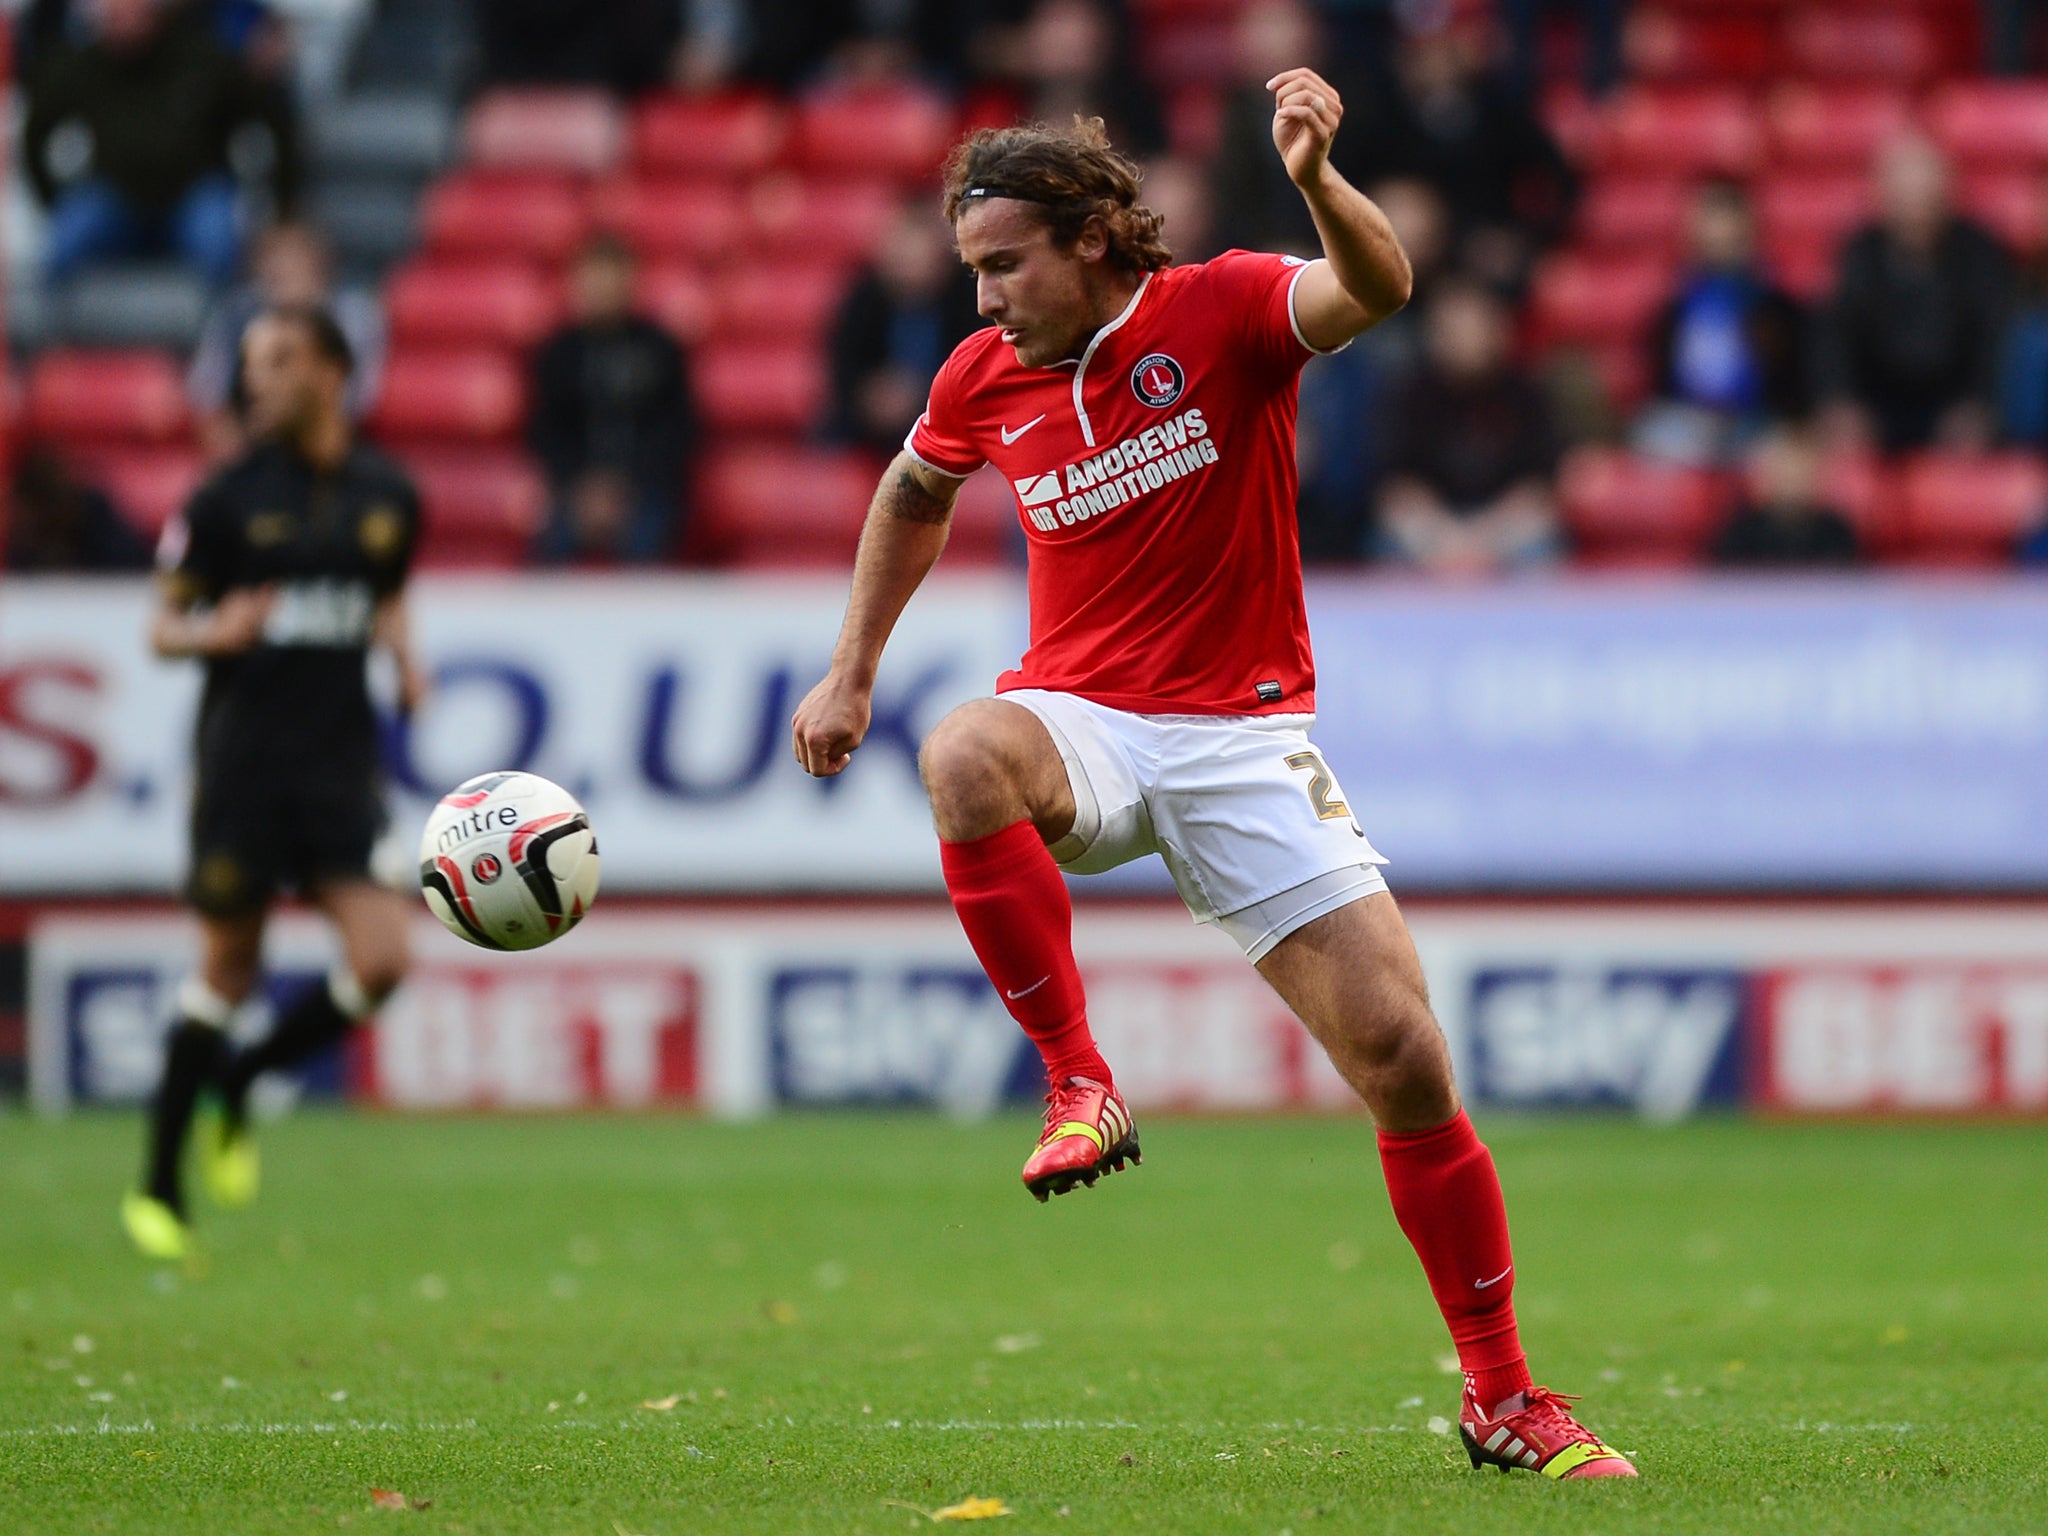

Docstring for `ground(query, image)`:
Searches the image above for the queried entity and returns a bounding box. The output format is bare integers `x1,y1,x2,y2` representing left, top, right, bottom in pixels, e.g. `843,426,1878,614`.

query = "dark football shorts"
187,753,387,918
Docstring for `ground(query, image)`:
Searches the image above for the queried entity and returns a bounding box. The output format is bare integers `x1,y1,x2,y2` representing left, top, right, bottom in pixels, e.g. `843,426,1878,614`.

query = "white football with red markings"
418,771,600,950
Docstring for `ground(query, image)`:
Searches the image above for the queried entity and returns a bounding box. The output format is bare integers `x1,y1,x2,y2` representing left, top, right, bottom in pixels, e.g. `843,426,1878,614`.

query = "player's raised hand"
1267,66,1344,189
791,671,872,777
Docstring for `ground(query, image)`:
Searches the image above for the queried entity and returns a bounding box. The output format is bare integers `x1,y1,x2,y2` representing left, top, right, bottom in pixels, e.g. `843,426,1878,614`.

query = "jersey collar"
1056,272,1153,450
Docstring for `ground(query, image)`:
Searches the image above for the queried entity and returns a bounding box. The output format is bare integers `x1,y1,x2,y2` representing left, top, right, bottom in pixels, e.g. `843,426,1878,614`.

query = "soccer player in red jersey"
792,75,1635,1480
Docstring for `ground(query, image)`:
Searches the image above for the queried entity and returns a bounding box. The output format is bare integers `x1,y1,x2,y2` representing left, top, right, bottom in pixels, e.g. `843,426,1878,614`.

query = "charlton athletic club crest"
471,852,503,884
1130,352,1185,408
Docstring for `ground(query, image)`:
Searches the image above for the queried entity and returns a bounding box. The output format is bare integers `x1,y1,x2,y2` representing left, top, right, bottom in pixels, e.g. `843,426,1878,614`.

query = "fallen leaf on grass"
368,1488,431,1511
641,1395,682,1411
881,1496,1014,1522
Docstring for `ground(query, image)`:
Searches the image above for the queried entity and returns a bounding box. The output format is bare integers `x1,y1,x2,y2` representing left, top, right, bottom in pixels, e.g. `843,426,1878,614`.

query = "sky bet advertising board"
7,572,2048,894
30,903,2048,1118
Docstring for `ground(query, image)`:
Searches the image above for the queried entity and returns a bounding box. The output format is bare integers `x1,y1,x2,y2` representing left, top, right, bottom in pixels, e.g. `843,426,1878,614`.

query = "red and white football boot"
1459,1385,1637,1479
1020,1076,1139,1202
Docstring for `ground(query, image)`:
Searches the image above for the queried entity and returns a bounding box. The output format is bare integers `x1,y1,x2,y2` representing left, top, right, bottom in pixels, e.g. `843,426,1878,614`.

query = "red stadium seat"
1623,9,1775,81
692,343,827,434
1141,18,1238,88
634,263,714,343
70,445,205,536
1164,86,1225,160
1812,447,1898,548
24,350,190,444
463,88,624,175
708,262,849,341
1925,82,2048,167
384,259,562,349
1755,172,1872,253
1765,83,1914,170
367,349,527,445
1528,251,1673,348
1559,448,1730,561
791,83,954,182
746,176,897,261
1958,170,2045,256
1895,452,2048,563
1757,227,1841,300
697,445,878,564
590,177,747,262
1576,175,1691,255
403,448,548,568
631,92,789,177
1783,8,1939,82
1540,84,1603,166
1596,87,1762,177
420,174,592,263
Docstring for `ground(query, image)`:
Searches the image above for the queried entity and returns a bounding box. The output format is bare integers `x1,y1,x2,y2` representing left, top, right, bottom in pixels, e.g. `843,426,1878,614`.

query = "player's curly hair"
940,118,1173,273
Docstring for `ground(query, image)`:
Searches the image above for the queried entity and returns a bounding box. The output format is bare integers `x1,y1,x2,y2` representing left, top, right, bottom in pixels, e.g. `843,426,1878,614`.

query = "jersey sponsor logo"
1014,407,1219,533
1130,352,1185,408
263,579,376,647
1013,472,1063,508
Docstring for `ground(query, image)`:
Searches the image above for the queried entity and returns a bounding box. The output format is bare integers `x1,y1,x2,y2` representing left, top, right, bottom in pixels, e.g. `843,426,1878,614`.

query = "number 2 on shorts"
1284,748,1353,824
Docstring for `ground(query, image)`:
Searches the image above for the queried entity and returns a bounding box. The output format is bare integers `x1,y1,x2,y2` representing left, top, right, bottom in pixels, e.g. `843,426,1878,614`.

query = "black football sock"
220,972,361,1124
144,1020,230,1215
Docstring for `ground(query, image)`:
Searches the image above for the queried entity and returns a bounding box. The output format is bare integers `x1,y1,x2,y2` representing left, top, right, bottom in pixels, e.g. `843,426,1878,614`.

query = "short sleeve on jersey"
1202,249,1349,374
904,343,989,477
156,479,236,605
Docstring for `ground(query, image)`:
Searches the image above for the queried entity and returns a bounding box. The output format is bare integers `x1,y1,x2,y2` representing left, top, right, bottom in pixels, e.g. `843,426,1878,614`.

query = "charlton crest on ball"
1130,352,1185,407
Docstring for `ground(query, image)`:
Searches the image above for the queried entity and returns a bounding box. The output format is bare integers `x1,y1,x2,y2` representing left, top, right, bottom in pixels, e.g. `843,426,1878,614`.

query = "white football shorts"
1001,688,1391,961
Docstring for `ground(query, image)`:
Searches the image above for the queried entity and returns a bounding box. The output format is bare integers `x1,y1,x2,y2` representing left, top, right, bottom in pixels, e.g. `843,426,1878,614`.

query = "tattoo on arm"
881,465,953,526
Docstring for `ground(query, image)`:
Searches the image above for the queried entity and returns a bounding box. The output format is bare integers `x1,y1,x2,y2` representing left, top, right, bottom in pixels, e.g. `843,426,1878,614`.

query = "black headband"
961,185,1040,204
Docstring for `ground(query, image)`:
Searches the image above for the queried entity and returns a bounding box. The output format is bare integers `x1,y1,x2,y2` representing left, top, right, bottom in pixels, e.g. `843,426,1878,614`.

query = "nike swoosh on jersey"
1000,414,1047,445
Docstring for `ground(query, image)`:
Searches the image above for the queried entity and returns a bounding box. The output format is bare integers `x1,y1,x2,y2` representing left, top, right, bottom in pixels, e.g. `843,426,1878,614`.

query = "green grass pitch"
2,1112,2044,1534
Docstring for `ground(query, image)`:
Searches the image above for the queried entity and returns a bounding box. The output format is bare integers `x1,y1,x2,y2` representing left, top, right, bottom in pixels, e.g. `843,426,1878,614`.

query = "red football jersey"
907,249,1337,716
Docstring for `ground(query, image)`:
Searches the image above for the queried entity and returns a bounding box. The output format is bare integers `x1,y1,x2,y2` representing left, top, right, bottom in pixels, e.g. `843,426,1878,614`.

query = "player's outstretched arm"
791,451,964,778
1267,65,1413,352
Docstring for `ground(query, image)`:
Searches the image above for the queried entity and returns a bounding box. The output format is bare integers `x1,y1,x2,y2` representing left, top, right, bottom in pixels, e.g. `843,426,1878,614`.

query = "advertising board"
8,573,2048,893
31,900,2048,1119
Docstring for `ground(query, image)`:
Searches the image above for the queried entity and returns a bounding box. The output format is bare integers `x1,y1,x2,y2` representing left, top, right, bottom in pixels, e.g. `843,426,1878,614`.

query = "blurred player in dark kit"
124,305,427,1260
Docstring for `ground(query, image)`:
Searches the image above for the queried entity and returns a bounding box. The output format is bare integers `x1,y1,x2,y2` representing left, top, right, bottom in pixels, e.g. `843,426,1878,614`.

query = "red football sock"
939,820,1112,1091
1378,1111,1532,1412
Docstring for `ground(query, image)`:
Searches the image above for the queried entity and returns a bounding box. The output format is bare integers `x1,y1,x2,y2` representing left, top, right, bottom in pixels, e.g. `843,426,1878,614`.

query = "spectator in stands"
476,0,678,95
22,0,300,289
1342,1,1575,293
1634,181,1811,468
188,221,385,461
1211,0,1354,257
1376,277,1561,572
529,234,695,565
828,202,981,457
999,0,1164,159
1712,426,1861,568
4,448,152,572
1999,179,2048,448
1816,134,2013,454
1139,157,1217,266
1295,178,1451,563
